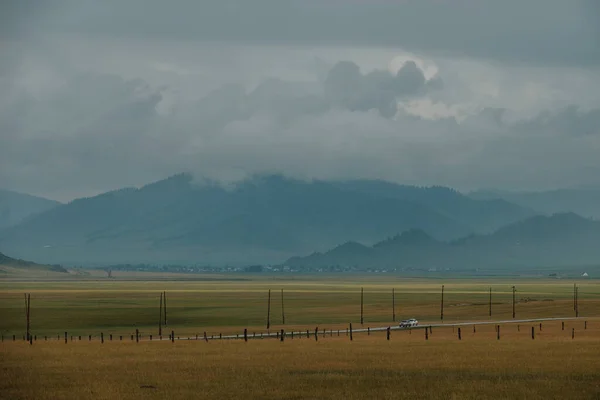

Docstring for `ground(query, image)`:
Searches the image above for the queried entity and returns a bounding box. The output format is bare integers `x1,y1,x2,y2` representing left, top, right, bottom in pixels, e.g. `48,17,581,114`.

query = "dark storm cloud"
3,0,598,66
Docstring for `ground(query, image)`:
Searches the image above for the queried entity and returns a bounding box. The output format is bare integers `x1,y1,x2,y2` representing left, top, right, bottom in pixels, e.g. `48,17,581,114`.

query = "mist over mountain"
0,174,533,266
285,213,600,271
0,189,61,229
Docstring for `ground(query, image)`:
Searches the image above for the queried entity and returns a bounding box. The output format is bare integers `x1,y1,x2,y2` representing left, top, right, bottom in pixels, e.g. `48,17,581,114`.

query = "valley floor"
1,275,600,399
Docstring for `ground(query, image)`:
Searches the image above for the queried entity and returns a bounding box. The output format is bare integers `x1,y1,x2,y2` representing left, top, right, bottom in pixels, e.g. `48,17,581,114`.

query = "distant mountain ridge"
285,213,600,270
0,174,534,266
0,189,61,229
469,188,600,219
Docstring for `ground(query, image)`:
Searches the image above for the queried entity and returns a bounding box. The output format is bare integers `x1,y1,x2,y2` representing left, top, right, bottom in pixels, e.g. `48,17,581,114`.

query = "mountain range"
285,213,600,271
0,174,534,266
2,174,600,270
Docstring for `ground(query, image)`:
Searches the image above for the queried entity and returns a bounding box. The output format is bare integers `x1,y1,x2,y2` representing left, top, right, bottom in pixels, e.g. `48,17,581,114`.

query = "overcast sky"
1,0,599,202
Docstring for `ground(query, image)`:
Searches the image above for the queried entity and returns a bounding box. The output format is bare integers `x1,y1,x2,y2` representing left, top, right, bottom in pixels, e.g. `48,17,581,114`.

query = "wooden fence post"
314,327,318,341
280,329,284,342
562,321,564,330
89,335,92,341
136,329,139,343
204,332,208,342
572,328,575,339
531,327,535,340
349,323,353,341
171,330,174,343
585,321,587,330
101,333,104,343
497,325,500,340
473,325,476,333
518,325,520,332
539,323,542,331
386,327,390,341
110,334,113,341
64,332,67,344
306,329,309,339
368,327,370,336
458,327,461,340
244,329,248,342
150,335,152,341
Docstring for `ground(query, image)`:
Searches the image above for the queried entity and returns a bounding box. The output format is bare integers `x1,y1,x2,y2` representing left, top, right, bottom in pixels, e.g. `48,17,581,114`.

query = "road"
150,316,591,342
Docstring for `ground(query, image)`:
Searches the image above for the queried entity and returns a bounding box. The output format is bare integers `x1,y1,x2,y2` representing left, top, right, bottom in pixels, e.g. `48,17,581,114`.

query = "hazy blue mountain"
469,188,600,219
335,180,535,233
285,213,600,270
0,189,61,229
0,174,534,266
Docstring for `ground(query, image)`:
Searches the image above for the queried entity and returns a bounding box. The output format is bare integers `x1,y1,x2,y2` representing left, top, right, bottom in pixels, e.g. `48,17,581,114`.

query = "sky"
1,0,599,202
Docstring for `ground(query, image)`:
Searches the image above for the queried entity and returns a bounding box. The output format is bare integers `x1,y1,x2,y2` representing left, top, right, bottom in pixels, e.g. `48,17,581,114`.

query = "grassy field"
1,274,600,399
1,275,599,337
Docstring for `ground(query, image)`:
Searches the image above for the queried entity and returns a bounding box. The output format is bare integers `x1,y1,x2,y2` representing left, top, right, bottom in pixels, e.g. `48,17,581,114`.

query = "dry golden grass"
2,320,600,400
1,276,600,399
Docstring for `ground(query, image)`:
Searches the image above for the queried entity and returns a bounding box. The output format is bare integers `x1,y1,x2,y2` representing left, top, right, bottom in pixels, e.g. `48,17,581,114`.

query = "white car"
399,318,419,328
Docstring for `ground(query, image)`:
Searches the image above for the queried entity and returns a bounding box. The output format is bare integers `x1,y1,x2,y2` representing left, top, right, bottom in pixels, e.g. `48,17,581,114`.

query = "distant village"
104,263,592,277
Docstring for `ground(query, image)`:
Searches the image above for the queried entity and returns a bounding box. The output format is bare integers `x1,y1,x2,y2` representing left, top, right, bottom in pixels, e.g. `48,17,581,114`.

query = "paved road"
151,316,591,342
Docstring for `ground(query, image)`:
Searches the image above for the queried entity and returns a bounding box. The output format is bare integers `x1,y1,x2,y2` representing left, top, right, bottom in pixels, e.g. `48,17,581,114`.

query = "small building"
581,272,589,277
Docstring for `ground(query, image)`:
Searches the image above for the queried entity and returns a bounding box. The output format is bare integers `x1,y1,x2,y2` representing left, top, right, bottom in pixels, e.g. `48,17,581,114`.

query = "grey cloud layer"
2,58,600,201
4,0,599,66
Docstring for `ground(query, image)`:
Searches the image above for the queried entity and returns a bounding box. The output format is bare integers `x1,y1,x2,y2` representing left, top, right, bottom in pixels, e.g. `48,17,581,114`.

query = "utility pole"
266,289,271,329
392,288,396,322
281,289,285,325
512,286,516,319
24,293,31,341
489,287,492,317
575,285,579,317
360,287,364,325
159,292,163,336
440,285,444,321
163,291,167,326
